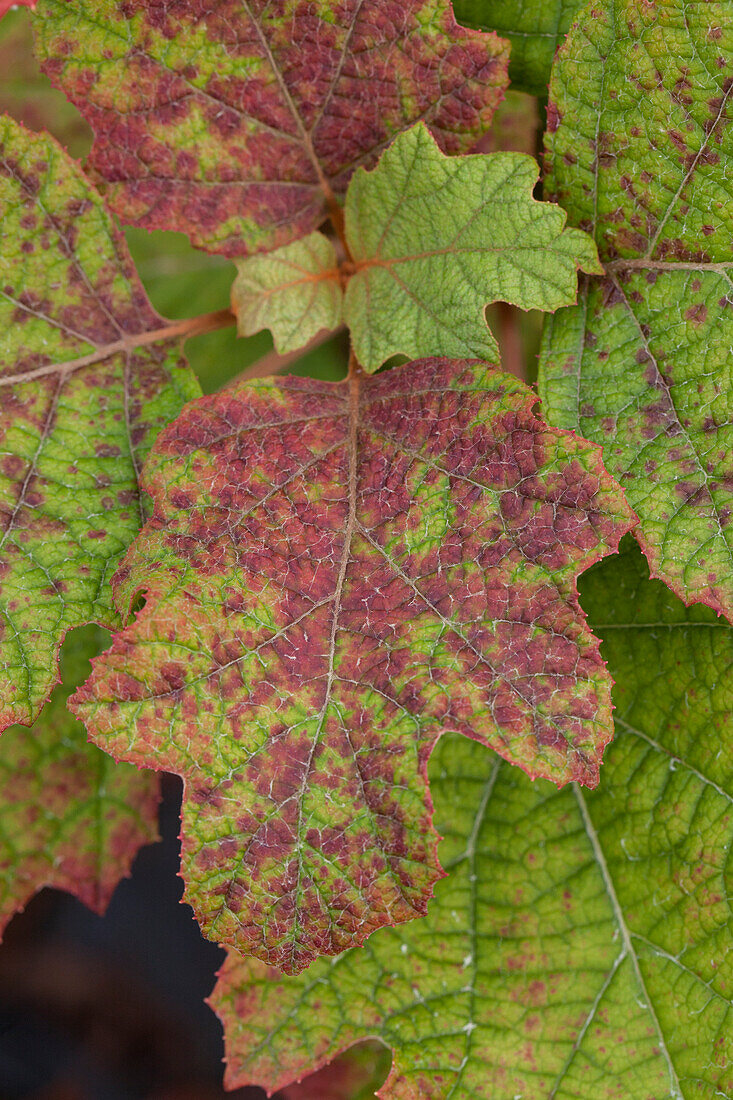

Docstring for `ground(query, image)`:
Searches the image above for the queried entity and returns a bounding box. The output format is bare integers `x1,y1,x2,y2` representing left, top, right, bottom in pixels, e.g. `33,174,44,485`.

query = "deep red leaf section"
72,360,634,972
36,0,509,254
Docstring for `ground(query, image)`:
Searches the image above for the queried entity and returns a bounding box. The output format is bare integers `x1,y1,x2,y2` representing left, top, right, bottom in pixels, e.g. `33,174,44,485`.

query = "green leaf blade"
539,0,733,618
343,124,600,371
0,116,200,730
454,0,583,95
232,231,342,354
211,540,733,1099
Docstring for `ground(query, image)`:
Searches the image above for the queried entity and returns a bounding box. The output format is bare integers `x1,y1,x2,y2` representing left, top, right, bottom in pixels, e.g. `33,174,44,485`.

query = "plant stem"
0,309,236,388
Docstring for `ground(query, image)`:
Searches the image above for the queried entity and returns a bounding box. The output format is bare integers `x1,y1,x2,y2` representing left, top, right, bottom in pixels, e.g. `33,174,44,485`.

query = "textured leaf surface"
234,126,601,367
454,0,581,94
212,539,733,1099
232,232,341,354
0,117,199,730
72,358,633,973
33,0,509,258
343,124,600,370
0,625,159,938
539,0,733,618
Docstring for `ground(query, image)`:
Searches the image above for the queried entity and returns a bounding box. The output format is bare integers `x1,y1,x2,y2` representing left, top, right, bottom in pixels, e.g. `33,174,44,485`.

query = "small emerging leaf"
0,625,159,938
211,542,733,1099
230,126,601,368
72,358,633,973
232,232,341,354
0,116,199,730
33,0,509,256
343,124,601,371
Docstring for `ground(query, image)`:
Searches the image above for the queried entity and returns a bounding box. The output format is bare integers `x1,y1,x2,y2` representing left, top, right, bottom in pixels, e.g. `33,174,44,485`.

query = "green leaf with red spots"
231,123,600,368
71,359,633,973
32,0,509,259
210,539,733,1099
0,624,159,939
538,0,733,619
0,116,200,730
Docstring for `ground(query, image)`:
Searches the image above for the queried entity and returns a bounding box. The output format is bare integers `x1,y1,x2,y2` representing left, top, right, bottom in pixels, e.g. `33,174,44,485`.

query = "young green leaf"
0,625,159,939
232,232,341,354
229,124,600,367
343,124,600,370
71,358,633,973
454,0,582,95
0,116,200,731
539,0,733,618
211,541,733,1099
32,0,509,257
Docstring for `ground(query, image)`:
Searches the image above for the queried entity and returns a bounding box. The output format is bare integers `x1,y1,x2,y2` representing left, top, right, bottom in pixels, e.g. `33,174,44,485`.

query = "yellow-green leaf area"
343,124,600,372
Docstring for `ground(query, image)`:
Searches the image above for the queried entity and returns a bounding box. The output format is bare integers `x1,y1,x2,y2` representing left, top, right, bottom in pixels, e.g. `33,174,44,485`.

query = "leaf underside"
0,116,199,730
0,625,159,939
72,358,633,973
32,0,509,257
212,540,733,1100
539,0,733,619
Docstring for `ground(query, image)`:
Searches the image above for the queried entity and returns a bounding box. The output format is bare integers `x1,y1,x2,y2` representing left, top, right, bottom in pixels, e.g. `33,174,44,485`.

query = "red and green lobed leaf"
0,625,159,938
211,540,733,1099
539,0,733,618
0,116,200,730
32,0,509,257
72,359,634,973
0,116,199,730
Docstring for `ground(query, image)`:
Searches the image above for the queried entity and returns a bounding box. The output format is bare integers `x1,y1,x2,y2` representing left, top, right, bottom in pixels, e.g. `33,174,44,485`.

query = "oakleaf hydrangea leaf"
32,0,509,258
72,358,633,973
232,232,341,354
454,0,582,94
211,540,733,1099
0,625,159,938
342,124,601,371
539,0,733,618
230,126,601,368
0,116,199,730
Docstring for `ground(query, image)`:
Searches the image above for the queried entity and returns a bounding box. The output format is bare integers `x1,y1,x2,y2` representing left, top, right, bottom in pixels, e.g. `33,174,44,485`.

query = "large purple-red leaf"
71,359,634,973
32,0,509,256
